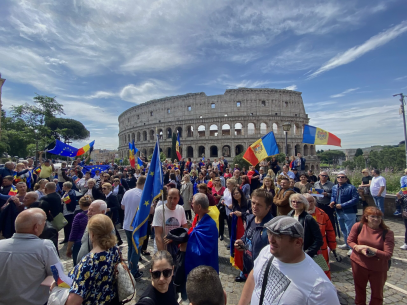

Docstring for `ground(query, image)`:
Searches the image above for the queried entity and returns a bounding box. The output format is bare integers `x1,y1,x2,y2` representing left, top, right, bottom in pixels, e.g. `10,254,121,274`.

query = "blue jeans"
373,196,385,214
125,230,141,276
337,210,356,246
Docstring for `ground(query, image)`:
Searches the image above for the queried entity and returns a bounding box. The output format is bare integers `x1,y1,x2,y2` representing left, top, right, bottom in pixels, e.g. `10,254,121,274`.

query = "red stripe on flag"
327,133,341,147
176,151,182,160
243,147,259,166
76,148,85,156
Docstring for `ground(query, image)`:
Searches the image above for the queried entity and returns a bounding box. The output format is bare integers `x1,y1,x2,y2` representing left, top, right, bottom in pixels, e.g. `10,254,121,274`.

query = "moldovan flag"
243,131,279,166
129,142,135,168
176,132,182,160
310,188,324,198
62,194,71,204
401,184,407,194
230,214,244,271
302,125,341,147
8,185,18,196
137,157,144,169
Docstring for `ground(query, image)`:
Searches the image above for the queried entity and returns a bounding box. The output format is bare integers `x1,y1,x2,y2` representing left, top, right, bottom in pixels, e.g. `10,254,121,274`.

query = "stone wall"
117,88,320,171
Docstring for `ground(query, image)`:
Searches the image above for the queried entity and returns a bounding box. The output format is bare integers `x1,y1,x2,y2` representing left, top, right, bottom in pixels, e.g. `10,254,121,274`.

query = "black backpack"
356,222,391,270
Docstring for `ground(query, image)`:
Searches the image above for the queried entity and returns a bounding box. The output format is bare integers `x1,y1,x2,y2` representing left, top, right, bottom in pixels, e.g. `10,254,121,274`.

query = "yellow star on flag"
144,200,149,206
150,171,154,176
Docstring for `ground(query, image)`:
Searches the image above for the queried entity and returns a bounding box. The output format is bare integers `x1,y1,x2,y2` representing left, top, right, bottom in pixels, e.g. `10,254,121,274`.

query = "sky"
1,0,407,151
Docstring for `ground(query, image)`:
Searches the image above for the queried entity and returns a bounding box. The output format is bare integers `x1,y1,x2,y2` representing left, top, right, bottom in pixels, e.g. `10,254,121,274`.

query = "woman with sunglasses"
136,250,178,305
347,207,394,305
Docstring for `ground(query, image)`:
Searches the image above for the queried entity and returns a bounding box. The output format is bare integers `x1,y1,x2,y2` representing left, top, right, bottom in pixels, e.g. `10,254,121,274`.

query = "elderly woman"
63,214,120,305
348,207,395,305
287,193,323,258
136,250,178,305
180,175,193,221
304,193,337,279
66,195,92,265
84,178,103,201
60,181,78,244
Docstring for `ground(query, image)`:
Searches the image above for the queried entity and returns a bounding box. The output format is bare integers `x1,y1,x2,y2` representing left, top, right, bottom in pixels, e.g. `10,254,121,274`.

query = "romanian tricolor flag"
302,125,341,147
230,214,244,271
310,187,324,197
129,142,135,168
243,131,279,166
176,132,182,160
401,184,407,194
8,185,18,196
76,140,95,156
63,194,71,204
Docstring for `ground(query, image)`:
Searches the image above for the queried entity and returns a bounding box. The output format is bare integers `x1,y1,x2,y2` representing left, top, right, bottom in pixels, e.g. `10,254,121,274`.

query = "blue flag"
137,157,144,168
132,136,163,253
81,165,110,177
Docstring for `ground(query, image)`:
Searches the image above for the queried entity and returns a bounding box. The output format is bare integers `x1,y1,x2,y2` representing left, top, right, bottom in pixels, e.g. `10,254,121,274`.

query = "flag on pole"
243,131,279,166
176,132,182,160
129,142,135,168
137,157,144,169
132,136,163,253
8,185,18,196
302,125,341,147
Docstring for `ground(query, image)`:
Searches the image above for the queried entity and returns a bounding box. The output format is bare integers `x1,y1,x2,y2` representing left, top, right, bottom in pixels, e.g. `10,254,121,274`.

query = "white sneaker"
347,249,353,256
400,244,407,250
339,244,350,250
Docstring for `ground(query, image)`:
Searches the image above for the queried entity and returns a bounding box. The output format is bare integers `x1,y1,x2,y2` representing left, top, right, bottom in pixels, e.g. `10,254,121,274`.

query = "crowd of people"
0,150,404,305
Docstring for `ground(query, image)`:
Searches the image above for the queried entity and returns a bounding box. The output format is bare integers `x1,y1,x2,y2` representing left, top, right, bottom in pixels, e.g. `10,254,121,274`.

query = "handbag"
115,249,136,303
312,253,330,271
51,213,68,231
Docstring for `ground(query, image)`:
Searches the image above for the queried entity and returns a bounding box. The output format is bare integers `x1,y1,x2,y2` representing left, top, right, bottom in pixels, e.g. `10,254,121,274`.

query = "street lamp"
282,122,291,156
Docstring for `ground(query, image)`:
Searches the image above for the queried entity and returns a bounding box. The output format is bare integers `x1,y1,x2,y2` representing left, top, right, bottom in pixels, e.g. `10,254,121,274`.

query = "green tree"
317,150,345,166
233,152,251,170
171,133,177,162
355,148,363,157
368,146,405,170
148,152,167,162
46,117,90,142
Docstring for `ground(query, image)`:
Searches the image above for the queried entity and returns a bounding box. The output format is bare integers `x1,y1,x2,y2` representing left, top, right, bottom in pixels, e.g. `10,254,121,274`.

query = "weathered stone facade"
118,88,319,171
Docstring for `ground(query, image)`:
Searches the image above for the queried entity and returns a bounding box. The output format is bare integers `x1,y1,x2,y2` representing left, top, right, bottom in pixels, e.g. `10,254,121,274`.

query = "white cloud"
119,80,175,104
309,21,407,78
330,87,359,98
284,85,297,91
395,75,407,81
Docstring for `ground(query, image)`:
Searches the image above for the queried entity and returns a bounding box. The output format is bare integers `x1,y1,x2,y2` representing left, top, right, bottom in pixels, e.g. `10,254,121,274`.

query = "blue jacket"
331,183,359,214
241,212,273,275
0,168,29,179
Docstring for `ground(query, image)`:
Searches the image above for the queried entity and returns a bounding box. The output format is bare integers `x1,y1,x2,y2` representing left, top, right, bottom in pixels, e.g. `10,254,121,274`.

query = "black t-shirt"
308,175,318,183
362,175,372,185
136,281,178,305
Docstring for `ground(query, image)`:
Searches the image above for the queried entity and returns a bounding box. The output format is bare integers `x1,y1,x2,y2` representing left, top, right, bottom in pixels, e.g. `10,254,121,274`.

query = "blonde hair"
87,178,96,185
88,214,117,250
183,175,191,182
267,169,274,177
261,177,275,190
102,182,112,191
227,178,237,187
289,193,310,211
362,168,369,174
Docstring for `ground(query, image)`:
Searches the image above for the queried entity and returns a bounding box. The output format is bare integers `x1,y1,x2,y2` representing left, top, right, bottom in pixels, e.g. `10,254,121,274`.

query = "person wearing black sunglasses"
136,250,178,305
313,171,335,236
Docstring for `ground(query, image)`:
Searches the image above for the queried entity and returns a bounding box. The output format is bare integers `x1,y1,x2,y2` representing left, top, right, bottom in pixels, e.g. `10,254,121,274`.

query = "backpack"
356,222,391,270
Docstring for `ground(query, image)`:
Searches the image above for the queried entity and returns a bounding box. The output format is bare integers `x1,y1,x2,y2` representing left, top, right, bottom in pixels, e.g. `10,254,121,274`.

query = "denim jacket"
331,183,359,214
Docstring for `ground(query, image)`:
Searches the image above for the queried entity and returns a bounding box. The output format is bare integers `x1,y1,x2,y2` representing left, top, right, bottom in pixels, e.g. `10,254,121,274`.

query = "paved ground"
58,215,407,304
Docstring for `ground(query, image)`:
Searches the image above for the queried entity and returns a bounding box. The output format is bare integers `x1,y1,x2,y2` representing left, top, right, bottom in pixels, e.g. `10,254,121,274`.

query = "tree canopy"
46,117,90,142
317,150,346,166
355,148,363,157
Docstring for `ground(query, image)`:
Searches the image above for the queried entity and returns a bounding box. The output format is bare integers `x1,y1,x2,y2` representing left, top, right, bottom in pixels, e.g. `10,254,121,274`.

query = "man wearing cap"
238,216,339,305
329,171,358,255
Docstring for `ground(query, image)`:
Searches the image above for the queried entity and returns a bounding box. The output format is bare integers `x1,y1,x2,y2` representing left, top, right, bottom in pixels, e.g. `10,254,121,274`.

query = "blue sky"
1,0,407,150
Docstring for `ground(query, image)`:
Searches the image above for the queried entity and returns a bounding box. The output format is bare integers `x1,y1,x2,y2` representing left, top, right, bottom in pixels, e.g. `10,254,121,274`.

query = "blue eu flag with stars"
132,136,163,253
81,165,110,177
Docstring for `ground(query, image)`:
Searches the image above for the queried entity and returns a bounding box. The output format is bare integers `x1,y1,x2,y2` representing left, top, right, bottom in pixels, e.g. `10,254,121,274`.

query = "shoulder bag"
51,212,68,231
115,249,136,303
259,256,275,305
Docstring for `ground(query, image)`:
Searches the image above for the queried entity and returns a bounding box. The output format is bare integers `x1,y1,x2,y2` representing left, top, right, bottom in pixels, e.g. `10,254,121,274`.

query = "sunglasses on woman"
151,269,172,279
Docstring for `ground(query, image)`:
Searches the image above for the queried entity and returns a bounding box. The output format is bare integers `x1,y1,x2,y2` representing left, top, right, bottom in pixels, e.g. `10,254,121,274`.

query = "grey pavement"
57,216,407,305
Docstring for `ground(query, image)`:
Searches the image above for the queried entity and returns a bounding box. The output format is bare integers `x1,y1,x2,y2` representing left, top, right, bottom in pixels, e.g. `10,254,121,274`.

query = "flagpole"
155,133,166,239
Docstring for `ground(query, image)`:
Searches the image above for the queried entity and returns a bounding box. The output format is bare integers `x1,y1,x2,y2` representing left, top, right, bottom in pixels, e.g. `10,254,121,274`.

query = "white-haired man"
76,200,108,262
0,208,60,305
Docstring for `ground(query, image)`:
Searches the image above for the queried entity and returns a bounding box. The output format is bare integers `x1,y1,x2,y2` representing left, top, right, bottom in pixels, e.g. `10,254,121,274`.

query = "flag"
81,165,110,177
137,157,144,169
310,187,324,197
188,206,220,234
176,132,182,160
243,131,279,166
129,142,135,168
230,214,244,271
46,140,95,157
132,136,163,253
8,185,18,196
62,194,71,204
26,170,33,189
401,184,407,194
34,166,41,175
185,213,219,276
302,124,341,147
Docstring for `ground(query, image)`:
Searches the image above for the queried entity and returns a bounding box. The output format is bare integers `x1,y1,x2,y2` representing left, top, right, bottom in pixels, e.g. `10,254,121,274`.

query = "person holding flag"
60,182,78,244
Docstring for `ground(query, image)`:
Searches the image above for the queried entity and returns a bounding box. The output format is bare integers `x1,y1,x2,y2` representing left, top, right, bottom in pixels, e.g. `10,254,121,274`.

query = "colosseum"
118,88,320,172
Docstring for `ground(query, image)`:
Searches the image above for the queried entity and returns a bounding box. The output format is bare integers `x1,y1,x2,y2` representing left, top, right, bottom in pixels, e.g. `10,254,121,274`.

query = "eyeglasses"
337,176,346,179
291,200,303,204
320,175,328,177
368,215,382,220
151,269,172,279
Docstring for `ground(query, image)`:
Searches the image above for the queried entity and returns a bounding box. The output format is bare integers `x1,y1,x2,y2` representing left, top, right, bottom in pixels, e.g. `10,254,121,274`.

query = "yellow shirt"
39,164,53,179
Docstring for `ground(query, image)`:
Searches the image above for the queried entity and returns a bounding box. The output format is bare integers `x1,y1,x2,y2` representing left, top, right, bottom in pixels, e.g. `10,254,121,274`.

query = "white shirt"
121,188,143,231
251,246,340,305
280,171,295,179
223,188,233,216
370,176,386,197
